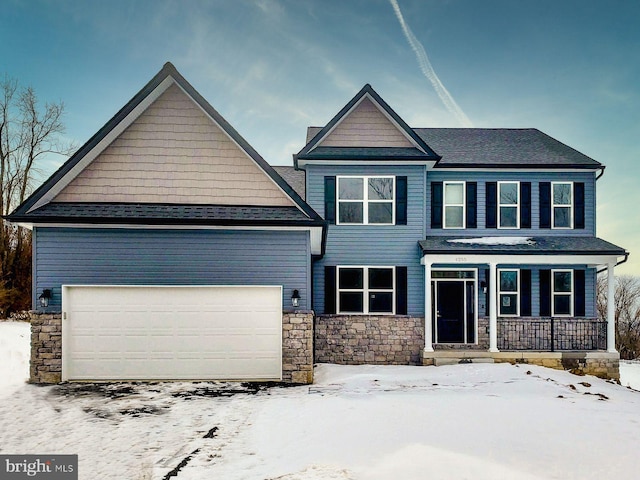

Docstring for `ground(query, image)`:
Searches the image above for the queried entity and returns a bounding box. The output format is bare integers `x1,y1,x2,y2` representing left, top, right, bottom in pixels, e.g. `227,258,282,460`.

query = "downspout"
596,252,629,274
596,166,606,181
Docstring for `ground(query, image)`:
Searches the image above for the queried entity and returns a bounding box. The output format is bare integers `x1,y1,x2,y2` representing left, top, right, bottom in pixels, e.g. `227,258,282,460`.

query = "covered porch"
419,236,627,378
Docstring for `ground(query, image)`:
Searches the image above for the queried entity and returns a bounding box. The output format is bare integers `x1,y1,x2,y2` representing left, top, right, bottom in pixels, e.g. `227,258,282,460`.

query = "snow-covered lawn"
2,320,640,480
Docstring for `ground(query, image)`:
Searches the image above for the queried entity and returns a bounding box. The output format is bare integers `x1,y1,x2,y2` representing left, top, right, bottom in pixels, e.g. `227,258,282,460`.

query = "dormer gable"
295,84,440,167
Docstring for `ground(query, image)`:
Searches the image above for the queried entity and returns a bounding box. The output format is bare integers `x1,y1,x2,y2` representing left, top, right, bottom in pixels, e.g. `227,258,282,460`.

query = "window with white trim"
337,176,395,225
498,269,519,316
552,182,573,229
443,181,465,228
552,269,573,316
337,266,395,314
498,181,519,229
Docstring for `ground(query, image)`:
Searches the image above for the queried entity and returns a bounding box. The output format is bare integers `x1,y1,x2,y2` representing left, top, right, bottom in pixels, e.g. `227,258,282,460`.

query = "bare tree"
597,274,640,359
0,75,75,315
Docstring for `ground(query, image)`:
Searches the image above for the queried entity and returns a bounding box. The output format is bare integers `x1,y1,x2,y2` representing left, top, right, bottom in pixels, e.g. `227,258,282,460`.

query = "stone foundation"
315,315,424,365
423,350,620,380
29,312,63,384
29,310,314,385
282,310,314,384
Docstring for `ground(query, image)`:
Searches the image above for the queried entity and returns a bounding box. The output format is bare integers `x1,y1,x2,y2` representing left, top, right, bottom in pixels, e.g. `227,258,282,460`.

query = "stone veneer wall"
29,311,313,385
282,310,314,384
30,312,62,384
315,315,424,365
492,352,620,380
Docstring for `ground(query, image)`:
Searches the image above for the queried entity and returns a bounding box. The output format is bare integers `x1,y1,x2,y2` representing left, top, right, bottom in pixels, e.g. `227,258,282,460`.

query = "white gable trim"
30,77,176,212
310,93,425,154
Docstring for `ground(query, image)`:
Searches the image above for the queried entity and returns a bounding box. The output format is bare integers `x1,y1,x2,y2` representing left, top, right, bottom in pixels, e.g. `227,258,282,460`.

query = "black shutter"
574,182,585,229
466,182,477,228
540,269,551,316
486,182,497,228
431,182,443,229
396,266,408,315
324,176,336,224
540,182,551,228
324,266,336,314
521,269,532,317
396,176,408,225
574,269,586,317
521,182,532,229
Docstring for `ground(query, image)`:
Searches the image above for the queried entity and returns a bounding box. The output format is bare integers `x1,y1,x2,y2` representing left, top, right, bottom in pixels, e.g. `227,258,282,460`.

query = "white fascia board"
297,159,437,167
420,253,624,268
427,167,599,173
29,77,176,213
32,223,324,255
309,93,425,154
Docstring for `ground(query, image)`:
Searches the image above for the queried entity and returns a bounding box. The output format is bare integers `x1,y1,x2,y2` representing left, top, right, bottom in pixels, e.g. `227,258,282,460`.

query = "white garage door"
62,285,282,381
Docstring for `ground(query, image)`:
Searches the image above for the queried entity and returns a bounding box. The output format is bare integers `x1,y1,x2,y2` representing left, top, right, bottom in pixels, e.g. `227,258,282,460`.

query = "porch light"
291,289,301,308
39,289,52,308
481,281,487,294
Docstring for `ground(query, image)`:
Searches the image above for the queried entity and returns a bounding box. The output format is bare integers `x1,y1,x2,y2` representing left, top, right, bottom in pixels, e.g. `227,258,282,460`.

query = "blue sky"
2,0,639,274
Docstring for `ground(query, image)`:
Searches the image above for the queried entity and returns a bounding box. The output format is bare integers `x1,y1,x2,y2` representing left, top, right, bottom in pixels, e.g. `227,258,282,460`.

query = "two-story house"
295,83,627,377
8,64,627,384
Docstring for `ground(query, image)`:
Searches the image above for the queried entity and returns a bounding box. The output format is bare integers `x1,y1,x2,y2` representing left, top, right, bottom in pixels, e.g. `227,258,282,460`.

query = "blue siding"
34,227,311,311
475,265,596,317
426,171,596,236
306,165,426,315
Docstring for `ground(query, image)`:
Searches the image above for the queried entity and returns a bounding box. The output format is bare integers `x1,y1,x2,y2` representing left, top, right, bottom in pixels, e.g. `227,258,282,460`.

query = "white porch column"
489,262,499,352
607,262,617,353
424,262,434,352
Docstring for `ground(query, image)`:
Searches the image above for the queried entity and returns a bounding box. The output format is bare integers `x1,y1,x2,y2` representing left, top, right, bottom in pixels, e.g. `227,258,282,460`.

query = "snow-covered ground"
1,320,640,480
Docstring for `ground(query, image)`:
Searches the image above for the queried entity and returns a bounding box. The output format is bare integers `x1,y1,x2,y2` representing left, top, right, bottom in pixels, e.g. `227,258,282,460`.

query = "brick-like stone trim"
29,312,62,384
315,315,424,365
282,310,314,384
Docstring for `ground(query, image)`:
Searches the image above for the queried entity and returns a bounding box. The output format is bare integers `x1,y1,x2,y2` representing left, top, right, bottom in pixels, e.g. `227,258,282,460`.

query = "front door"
436,281,465,342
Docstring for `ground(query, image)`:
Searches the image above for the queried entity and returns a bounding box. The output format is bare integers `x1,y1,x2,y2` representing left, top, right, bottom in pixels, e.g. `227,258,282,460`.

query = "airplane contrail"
389,0,473,127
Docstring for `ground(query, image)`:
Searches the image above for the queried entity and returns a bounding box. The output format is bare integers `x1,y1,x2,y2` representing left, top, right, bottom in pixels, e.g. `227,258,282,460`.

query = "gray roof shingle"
12,203,322,226
273,166,305,200
420,236,626,256
414,128,601,168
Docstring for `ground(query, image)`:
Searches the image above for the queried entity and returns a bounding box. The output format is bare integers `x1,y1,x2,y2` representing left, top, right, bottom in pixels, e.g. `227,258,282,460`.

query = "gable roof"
415,128,603,169
295,84,441,167
9,62,323,225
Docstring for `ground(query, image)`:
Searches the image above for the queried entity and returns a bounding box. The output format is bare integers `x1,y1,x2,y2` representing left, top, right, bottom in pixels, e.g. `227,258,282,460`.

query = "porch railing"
497,318,607,351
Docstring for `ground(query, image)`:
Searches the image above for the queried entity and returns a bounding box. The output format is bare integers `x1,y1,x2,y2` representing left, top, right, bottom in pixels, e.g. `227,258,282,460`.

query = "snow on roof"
447,236,536,245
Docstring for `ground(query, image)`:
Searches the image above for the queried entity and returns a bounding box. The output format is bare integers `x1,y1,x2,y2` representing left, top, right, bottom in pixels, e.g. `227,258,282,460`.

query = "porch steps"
433,357,495,366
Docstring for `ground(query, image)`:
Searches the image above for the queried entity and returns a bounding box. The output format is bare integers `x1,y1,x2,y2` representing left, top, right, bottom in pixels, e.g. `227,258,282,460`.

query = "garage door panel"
63,286,282,381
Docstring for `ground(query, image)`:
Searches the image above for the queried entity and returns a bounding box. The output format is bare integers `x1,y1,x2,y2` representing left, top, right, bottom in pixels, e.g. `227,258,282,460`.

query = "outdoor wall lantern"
291,289,301,308
39,289,52,308
480,281,487,294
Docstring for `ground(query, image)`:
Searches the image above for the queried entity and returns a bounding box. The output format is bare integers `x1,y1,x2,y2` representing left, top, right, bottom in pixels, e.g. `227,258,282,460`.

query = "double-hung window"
498,181,519,229
337,176,395,225
337,266,395,314
498,269,519,316
443,181,465,228
552,182,573,229
552,269,573,316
